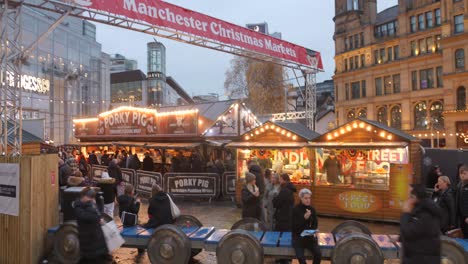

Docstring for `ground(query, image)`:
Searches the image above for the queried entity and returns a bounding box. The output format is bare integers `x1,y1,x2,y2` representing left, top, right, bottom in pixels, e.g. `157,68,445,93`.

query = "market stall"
226,121,320,205
72,100,261,199
308,118,422,222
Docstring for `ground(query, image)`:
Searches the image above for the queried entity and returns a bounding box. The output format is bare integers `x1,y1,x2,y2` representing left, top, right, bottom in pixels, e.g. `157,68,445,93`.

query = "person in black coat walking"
101,150,110,166
74,188,110,263
117,184,141,226
142,152,154,172
432,175,456,232
273,173,296,232
144,184,174,228
400,184,441,264
456,165,468,238
88,151,99,166
292,188,321,264
241,172,261,220
249,163,265,199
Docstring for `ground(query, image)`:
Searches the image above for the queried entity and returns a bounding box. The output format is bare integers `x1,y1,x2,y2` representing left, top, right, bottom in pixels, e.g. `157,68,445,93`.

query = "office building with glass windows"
333,0,468,148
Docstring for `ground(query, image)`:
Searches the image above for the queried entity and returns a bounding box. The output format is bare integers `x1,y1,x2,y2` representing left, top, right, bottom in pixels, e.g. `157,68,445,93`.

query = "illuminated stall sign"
205,104,239,136
240,107,260,134
335,191,382,213
73,106,198,138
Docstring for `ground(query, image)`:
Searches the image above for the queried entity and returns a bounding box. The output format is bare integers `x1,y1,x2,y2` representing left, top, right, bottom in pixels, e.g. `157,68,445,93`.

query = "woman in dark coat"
144,184,174,228
74,188,110,263
241,172,261,220
400,184,441,264
432,176,456,232
292,188,322,264
142,152,154,172
273,173,296,231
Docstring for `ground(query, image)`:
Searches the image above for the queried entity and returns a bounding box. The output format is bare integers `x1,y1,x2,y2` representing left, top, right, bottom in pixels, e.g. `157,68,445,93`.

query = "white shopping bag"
101,220,125,252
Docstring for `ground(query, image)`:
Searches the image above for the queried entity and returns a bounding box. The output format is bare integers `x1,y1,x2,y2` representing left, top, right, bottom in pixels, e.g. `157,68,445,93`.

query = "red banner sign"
72,0,323,70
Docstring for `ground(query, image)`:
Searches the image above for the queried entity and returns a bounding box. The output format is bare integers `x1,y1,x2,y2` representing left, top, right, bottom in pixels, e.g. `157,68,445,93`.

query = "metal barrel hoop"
52,223,80,264
173,215,204,258
216,229,264,264
440,236,468,264
331,233,384,264
147,224,192,264
230,217,267,232
331,220,372,240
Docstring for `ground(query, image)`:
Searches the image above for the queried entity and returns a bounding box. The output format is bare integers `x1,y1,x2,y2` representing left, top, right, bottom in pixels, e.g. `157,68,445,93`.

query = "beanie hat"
245,172,256,183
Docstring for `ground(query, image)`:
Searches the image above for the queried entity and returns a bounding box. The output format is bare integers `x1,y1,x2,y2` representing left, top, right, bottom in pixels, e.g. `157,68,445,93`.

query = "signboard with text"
335,191,382,213
136,171,163,198
164,173,218,198
72,0,323,70
0,164,20,216
121,168,137,187
222,171,237,196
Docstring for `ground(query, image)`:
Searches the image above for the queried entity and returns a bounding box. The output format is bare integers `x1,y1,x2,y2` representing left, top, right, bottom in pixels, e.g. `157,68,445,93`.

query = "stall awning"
226,142,307,148
205,139,231,147
77,142,114,146
307,142,409,148
112,141,201,149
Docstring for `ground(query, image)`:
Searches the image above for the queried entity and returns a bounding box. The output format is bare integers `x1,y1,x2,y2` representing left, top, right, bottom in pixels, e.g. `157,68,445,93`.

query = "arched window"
358,108,367,118
390,106,402,129
455,49,465,69
347,110,356,122
430,101,444,130
377,106,388,125
414,102,428,130
457,86,466,110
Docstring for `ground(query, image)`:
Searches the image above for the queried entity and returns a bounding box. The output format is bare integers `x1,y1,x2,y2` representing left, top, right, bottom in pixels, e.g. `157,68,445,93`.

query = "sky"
95,0,398,98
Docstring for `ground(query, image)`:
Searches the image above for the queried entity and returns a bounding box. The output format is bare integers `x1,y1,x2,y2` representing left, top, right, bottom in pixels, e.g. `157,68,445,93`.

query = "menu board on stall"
222,172,237,196
136,171,163,198
164,173,218,198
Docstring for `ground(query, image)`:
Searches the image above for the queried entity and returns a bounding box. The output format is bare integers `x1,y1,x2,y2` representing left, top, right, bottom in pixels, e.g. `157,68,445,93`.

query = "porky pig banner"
72,0,323,70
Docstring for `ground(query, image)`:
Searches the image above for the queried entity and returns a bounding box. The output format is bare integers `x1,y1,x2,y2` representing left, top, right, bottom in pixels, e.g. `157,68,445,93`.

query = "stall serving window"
237,148,311,184
314,147,408,190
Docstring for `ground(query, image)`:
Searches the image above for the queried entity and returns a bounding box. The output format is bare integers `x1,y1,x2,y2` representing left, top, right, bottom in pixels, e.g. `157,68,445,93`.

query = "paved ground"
111,199,401,264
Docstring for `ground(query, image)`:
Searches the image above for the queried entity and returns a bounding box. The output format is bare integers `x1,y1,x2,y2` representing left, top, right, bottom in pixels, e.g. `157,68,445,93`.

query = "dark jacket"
107,162,122,185
273,182,296,231
456,182,468,223
142,156,154,172
426,170,440,189
97,178,116,204
59,163,73,187
126,155,141,170
101,154,110,166
291,203,318,246
79,158,89,175
191,156,203,173
322,157,341,184
249,165,265,198
88,153,99,165
400,198,441,264
432,188,456,232
117,194,140,219
241,185,261,220
74,200,108,259
144,191,174,228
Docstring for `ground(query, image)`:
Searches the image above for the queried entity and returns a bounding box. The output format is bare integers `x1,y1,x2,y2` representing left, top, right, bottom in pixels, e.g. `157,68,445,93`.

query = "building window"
420,68,434,89
374,50,379,64
360,54,365,68
435,9,441,26
410,16,417,32
393,74,400,93
351,81,361,99
361,80,366,97
454,15,464,33
375,77,383,96
377,106,388,125
430,101,444,130
390,106,402,129
358,109,367,118
347,110,355,121
344,38,349,51
384,76,392,95
387,47,393,62
436,66,443,87
435,35,441,51
411,41,418,56
344,58,348,71
349,36,353,49
419,38,427,54
354,56,359,69
360,32,364,46
380,48,386,63
418,14,425,30
394,46,399,59
426,12,433,28
354,35,359,48
455,49,465,69
412,71,418,90
345,83,349,100
457,87,466,110
414,102,428,130
350,57,354,70
427,37,435,53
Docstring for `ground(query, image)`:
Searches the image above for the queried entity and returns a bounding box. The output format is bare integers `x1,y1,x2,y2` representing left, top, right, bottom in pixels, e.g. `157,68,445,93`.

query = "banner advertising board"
136,171,163,198
121,168,137,187
164,173,218,198
91,165,108,179
222,171,236,196
0,163,20,216
72,0,323,70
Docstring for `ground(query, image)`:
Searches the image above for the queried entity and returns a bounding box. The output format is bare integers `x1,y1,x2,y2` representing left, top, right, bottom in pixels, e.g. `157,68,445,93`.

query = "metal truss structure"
0,0,23,156
304,71,317,130
271,111,306,122
1,0,319,153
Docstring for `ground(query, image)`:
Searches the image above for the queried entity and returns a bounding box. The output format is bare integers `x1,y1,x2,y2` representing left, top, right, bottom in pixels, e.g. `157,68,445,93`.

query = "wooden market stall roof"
226,121,320,148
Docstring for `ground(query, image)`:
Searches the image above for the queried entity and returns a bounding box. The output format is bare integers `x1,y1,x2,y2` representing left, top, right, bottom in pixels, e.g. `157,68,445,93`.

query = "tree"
224,56,287,115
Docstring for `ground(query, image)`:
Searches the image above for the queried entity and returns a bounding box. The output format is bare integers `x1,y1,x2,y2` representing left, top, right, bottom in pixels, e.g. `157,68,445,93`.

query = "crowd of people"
241,161,321,264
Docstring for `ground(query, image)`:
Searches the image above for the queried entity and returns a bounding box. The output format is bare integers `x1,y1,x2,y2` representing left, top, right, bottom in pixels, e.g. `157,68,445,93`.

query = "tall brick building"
333,0,468,148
